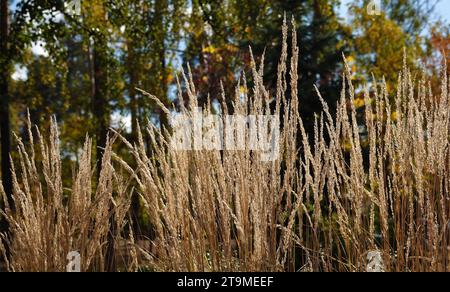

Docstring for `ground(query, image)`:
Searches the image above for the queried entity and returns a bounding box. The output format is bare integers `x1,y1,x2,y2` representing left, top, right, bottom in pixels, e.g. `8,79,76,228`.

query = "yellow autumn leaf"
225,44,238,53
202,45,216,54
166,73,174,84
391,111,398,121
354,98,365,109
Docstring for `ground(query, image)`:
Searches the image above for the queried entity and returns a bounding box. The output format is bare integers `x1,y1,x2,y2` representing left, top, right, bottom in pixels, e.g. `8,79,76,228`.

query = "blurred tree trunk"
93,37,116,272
92,37,109,174
89,1,114,271
0,0,12,264
125,37,142,242
0,0,13,211
158,45,169,132
155,0,169,132
126,39,138,141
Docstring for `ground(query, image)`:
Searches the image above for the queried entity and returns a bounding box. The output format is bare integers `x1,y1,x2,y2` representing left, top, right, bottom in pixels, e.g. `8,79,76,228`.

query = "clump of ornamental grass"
113,18,300,272
116,18,450,272
0,116,134,272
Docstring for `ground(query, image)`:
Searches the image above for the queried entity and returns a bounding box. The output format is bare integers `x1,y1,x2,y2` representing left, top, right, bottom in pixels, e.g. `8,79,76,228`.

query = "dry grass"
2,19,450,272
0,115,134,272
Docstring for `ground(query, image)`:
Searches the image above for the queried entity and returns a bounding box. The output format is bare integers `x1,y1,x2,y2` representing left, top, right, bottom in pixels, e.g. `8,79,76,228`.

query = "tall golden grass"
0,116,135,272
1,19,450,272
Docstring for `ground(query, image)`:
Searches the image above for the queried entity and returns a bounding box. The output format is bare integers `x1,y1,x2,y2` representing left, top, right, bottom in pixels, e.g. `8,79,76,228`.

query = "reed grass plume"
0,115,134,272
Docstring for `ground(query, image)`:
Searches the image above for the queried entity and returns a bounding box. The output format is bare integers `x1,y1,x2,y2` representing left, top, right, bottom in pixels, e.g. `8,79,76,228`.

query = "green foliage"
348,0,438,89
5,0,446,155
